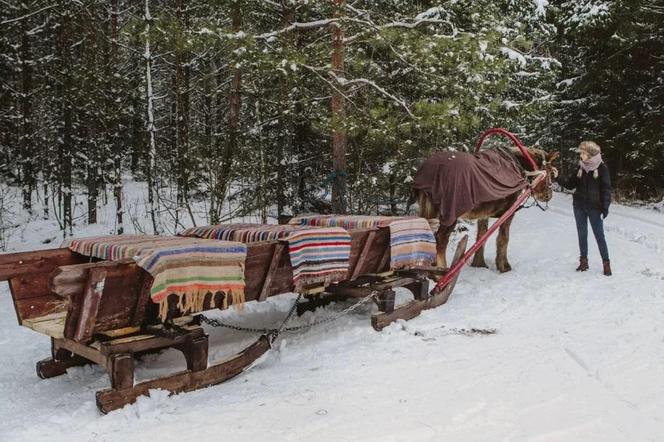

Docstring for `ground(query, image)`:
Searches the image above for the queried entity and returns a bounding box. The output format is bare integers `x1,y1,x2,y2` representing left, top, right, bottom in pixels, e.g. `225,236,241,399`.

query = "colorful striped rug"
64,235,247,320
286,228,351,290
181,223,311,242
289,215,436,270
180,224,351,291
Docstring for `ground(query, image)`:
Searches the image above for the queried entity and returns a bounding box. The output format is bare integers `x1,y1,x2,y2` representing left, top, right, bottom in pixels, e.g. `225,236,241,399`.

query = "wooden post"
258,243,284,301
73,268,107,342
375,289,396,314
109,353,134,390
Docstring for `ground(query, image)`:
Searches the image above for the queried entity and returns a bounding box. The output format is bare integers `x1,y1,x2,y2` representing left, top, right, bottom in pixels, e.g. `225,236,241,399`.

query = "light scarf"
578,153,603,179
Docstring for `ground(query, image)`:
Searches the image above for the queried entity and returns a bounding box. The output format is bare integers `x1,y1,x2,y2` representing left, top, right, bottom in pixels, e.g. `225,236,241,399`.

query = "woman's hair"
579,141,601,156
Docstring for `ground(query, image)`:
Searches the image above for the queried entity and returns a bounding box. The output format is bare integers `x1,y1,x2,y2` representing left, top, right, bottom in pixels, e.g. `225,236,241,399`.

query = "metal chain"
198,290,379,338
281,290,378,332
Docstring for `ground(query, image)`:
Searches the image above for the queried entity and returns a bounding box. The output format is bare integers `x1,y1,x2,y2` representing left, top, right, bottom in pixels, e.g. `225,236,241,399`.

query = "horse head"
526,148,560,202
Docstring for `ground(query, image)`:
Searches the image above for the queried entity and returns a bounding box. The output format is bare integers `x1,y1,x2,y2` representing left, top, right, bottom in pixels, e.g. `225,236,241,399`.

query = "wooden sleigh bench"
0,226,467,413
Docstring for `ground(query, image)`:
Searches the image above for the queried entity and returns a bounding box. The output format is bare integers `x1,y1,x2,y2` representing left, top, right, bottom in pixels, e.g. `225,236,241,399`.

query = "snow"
533,0,549,17
1,192,664,441
501,47,527,67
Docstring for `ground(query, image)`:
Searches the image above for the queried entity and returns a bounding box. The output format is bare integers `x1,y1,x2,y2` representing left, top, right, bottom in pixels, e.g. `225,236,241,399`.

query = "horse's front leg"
435,224,454,268
496,214,515,273
470,218,489,268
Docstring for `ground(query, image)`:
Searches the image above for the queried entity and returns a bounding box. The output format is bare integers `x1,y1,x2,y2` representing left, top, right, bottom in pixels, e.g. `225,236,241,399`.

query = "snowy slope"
1,193,663,442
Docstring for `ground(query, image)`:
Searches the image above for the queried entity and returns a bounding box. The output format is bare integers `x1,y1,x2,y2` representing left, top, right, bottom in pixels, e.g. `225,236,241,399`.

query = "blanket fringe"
293,270,349,293
157,290,246,322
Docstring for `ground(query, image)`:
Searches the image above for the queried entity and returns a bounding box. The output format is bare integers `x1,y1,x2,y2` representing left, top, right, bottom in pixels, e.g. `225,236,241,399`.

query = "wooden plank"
95,336,271,414
299,285,325,295
73,269,107,343
12,289,67,325
22,312,67,339
244,241,293,301
59,260,146,337
0,248,83,281
328,276,417,298
56,338,107,366
258,243,285,302
377,245,391,273
130,273,154,326
50,259,134,299
4,249,87,325
350,230,376,279
98,326,142,339
100,327,204,355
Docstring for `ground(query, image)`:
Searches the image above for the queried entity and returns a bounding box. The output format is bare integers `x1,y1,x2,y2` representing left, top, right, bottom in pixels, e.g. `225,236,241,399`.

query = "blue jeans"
574,206,610,261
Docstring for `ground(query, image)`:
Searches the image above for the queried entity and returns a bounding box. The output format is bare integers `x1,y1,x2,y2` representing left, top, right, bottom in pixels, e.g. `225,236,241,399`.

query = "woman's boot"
603,260,612,276
576,256,589,271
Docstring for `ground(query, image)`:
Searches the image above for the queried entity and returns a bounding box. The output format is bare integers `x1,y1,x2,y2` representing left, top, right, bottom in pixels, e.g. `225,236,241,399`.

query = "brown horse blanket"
413,150,528,227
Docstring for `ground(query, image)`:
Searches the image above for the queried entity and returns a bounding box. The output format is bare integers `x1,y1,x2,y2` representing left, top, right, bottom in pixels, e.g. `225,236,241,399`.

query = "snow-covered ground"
1,192,663,441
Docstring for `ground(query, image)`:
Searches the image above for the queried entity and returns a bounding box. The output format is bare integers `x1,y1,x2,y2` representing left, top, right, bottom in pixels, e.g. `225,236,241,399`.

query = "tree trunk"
84,125,97,224
110,0,123,233
59,10,73,236
210,0,242,224
227,0,242,175
144,0,160,234
174,0,192,226
20,16,34,213
330,0,347,214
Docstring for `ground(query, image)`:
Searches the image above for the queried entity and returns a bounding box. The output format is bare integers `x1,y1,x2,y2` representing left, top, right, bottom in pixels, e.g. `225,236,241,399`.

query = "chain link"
281,290,378,332
197,290,379,339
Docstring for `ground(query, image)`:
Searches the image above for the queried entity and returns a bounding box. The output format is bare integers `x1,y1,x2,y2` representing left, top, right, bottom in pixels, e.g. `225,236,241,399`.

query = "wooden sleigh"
0,226,468,413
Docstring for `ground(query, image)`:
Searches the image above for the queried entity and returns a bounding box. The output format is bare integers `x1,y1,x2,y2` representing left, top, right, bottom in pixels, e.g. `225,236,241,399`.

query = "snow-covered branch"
255,19,338,40
1,4,56,25
328,71,416,118
344,18,456,44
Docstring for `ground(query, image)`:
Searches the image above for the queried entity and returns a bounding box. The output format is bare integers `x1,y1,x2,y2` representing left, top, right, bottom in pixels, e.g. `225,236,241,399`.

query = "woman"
560,141,612,276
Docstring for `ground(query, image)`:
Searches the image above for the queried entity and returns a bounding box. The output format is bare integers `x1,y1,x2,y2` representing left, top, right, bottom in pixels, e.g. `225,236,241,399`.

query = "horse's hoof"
497,263,512,273
470,260,488,269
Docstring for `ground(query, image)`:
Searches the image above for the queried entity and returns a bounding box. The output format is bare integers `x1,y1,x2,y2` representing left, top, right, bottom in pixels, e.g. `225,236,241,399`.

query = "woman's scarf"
578,153,603,178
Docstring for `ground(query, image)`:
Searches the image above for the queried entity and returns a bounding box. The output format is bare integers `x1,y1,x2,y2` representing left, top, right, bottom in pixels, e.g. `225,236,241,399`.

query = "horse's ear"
547,151,560,162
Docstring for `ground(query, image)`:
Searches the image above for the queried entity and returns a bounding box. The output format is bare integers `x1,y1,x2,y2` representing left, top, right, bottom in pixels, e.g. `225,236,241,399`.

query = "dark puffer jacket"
560,162,612,214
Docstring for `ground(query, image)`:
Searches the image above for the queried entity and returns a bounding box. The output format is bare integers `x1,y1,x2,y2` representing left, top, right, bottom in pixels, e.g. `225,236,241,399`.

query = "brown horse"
414,147,559,273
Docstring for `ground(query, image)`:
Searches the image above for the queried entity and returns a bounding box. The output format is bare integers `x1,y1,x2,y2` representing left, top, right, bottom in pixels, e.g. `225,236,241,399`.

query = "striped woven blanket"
289,215,436,269
180,224,351,291
64,235,246,320
181,223,309,242
286,228,351,290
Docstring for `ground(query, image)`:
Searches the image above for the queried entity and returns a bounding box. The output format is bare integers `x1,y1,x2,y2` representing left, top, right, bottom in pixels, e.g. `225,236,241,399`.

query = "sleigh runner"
0,218,467,413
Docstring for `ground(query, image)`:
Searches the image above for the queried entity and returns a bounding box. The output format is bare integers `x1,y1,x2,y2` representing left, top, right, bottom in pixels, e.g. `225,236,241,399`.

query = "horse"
413,147,559,273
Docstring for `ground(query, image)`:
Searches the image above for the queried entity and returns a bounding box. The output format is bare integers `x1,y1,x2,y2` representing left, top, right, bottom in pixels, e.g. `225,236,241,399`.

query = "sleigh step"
372,234,468,330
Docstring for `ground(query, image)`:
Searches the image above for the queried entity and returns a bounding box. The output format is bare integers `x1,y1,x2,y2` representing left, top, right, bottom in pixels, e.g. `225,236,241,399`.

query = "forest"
1,0,662,238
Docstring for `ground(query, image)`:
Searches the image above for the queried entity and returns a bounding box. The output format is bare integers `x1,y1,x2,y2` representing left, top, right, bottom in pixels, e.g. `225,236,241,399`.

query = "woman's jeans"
573,206,610,261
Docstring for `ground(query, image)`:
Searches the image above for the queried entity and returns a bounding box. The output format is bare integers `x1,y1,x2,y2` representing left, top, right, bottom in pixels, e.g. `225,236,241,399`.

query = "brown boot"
576,257,589,271
603,260,612,276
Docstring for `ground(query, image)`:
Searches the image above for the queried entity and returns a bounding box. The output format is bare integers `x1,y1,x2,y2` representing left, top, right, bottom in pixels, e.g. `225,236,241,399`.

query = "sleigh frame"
0,227,467,413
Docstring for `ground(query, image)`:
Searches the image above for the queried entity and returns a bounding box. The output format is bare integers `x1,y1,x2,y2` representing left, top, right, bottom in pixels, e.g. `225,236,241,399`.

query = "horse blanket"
412,149,528,227
288,215,436,269
180,224,351,291
64,235,246,320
